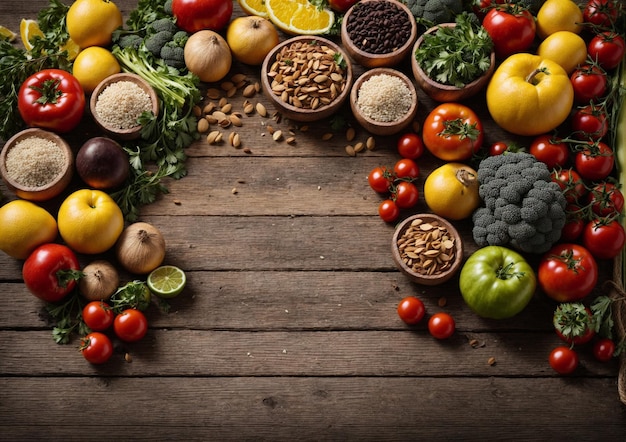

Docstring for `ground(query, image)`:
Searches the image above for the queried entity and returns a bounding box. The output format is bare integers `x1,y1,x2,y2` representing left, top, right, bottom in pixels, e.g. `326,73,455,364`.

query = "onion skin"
184,30,232,83
115,222,166,274
79,260,120,301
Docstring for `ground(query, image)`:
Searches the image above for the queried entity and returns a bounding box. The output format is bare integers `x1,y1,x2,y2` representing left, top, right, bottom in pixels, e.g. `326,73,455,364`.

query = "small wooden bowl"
341,0,417,68
0,128,74,202
411,23,496,102
261,36,353,122
90,73,159,140
350,68,418,136
391,213,463,286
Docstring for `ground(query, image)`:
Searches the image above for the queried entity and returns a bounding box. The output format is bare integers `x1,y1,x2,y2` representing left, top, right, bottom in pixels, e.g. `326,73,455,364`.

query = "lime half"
147,265,186,298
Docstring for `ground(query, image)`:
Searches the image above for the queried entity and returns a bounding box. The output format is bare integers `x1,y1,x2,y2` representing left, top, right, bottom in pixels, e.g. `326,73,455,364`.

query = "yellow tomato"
226,16,280,66
57,189,124,254
72,47,121,93
537,31,587,74
0,200,57,259
424,163,480,221
66,0,123,49
536,0,583,39
486,53,574,136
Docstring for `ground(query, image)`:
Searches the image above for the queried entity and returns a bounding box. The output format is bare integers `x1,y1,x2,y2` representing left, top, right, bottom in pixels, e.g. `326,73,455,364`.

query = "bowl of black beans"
341,0,417,68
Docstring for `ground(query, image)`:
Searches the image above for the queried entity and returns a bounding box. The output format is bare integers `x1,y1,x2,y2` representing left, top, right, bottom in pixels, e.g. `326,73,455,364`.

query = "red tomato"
397,133,424,160
593,338,616,362
378,199,400,223
171,0,233,32
570,64,608,104
553,304,595,346
549,346,579,375
114,309,148,342
538,243,598,302
582,218,626,260
561,204,585,242
17,69,85,133
571,104,608,141
393,181,419,209
22,244,82,303
393,159,419,180
489,141,510,156
588,31,625,70
583,0,619,27
368,166,393,194
588,182,624,217
82,301,115,332
574,141,614,181
397,296,426,325
482,6,536,58
422,103,484,162
80,332,114,365
428,312,455,339
551,168,586,204
327,0,358,13
530,135,569,169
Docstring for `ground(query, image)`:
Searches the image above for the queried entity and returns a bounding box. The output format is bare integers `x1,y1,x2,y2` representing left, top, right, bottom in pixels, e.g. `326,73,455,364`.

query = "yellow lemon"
537,31,587,74
66,0,123,49
536,0,583,39
0,200,58,260
0,25,17,42
424,163,480,221
265,0,334,35
238,0,269,18
72,46,121,93
19,19,43,51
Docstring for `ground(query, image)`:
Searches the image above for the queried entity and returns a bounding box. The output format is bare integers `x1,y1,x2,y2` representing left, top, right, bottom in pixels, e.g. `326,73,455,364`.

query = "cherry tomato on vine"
397,296,426,325
82,301,115,331
80,332,114,365
538,243,598,302
593,338,616,362
582,218,626,260
393,181,419,209
428,312,455,339
549,346,579,375
530,135,569,169
114,309,148,342
378,199,400,223
393,158,419,180
572,104,608,141
588,31,625,70
588,182,624,217
368,166,393,194
551,168,586,204
574,141,614,181
561,204,585,242
583,0,619,28
397,133,424,160
570,64,608,104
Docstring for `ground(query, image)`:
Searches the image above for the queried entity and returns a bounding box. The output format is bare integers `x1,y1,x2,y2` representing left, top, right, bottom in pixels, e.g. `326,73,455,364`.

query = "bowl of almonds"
391,213,463,286
260,35,353,122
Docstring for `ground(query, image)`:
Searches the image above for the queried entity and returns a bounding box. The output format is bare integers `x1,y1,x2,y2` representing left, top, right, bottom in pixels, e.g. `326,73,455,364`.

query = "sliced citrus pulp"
0,25,17,42
265,0,334,35
238,0,269,18
147,265,187,298
19,19,43,51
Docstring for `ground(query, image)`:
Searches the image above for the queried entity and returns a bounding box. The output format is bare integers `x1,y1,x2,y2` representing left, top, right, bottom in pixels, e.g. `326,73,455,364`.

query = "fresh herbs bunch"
414,12,493,88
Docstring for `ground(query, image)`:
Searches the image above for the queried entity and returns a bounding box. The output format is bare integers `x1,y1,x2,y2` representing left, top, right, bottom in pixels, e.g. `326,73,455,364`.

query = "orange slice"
265,0,334,35
19,19,43,51
238,0,269,18
61,38,81,61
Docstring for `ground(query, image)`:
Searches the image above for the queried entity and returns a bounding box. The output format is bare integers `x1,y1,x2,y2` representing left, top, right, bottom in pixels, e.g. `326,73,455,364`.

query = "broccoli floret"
164,0,173,15
118,34,143,50
472,152,566,254
161,45,185,69
148,18,178,35
145,30,174,57
402,0,464,27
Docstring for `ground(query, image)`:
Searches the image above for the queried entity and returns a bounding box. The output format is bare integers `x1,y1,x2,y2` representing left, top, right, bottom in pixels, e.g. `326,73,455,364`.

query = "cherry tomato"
397,133,424,160
393,158,419,180
530,135,569,169
570,64,608,104
593,338,616,362
82,301,115,332
549,346,579,375
393,181,419,209
368,166,393,194
397,296,426,325
378,199,400,223
80,332,114,365
588,31,625,70
114,309,148,342
171,0,233,32
422,103,484,162
538,243,598,302
551,168,586,204
22,244,82,303
588,182,624,217
582,218,626,260
574,141,614,181
482,5,536,58
583,0,619,28
571,104,608,141
561,204,585,242
428,312,455,339
489,141,510,156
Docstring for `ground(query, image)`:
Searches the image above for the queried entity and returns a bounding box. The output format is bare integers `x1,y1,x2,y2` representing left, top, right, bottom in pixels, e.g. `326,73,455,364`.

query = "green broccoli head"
148,18,178,35
145,30,174,57
160,45,185,69
472,152,566,254
402,0,464,27
118,34,143,50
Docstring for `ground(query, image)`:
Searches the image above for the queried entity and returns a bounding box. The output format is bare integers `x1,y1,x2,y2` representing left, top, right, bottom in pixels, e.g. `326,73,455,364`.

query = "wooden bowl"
341,0,417,68
261,36,353,122
0,128,74,202
350,68,418,136
391,213,463,286
90,73,159,140
411,23,496,102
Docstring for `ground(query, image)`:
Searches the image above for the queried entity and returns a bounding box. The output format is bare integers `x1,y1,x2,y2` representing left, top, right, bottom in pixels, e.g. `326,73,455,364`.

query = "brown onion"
79,260,120,301
115,222,166,274
184,30,232,83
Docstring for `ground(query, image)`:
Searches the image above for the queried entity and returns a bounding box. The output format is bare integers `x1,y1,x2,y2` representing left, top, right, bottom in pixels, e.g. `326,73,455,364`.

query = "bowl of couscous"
0,128,74,202
90,73,159,140
350,68,418,136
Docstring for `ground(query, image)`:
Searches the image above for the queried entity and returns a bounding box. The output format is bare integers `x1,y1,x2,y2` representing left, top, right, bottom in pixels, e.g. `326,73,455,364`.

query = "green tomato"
459,246,536,319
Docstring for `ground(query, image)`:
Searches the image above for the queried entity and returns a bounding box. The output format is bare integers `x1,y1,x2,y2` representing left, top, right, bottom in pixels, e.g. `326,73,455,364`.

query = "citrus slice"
61,38,81,61
147,265,187,298
265,0,334,35
238,0,269,18
0,25,17,42
20,19,44,51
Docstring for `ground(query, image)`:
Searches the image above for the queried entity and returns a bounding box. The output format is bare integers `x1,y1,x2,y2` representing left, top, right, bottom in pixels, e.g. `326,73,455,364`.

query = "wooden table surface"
1,1,625,440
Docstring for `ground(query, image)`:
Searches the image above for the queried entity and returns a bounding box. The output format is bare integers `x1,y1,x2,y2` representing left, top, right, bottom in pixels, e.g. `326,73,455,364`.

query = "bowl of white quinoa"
90,73,159,140
350,68,418,136
0,128,74,201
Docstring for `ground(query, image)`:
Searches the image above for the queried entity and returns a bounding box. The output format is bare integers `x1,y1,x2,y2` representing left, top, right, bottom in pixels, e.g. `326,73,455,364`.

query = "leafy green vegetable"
402,0,464,28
